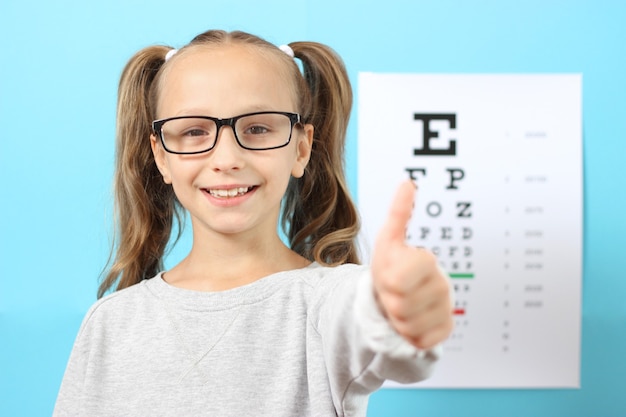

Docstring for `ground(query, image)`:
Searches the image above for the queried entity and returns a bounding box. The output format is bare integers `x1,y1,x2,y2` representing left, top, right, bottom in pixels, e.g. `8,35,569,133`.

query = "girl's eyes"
183,128,210,137
244,125,270,135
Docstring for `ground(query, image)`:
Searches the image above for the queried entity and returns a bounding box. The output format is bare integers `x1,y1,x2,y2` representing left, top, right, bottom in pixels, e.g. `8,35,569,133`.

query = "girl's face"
150,44,313,240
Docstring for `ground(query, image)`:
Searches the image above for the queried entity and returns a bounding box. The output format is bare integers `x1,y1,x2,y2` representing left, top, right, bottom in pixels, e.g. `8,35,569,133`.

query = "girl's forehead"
157,44,298,115
184,43,270,62
167,43,291,84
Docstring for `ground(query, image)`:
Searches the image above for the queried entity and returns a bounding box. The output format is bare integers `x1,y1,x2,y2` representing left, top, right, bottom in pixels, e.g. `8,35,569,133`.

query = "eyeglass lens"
160,113,293,153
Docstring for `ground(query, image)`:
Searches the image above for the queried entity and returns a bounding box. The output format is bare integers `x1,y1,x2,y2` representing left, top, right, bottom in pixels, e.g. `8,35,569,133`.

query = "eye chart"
357,74,582,388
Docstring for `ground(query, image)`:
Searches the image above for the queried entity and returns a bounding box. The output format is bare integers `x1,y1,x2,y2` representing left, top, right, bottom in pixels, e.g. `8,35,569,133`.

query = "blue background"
1,1,625,416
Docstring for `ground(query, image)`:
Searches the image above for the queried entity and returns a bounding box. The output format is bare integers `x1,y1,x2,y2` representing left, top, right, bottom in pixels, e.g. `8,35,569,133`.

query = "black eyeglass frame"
152,111,302,154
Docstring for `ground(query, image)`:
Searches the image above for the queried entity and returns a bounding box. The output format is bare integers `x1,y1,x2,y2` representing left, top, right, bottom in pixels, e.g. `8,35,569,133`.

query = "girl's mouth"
205,186,255,199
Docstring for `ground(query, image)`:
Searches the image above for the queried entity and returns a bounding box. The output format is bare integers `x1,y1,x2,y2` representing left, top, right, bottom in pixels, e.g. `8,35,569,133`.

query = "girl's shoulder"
76,277,157,336
90,276,153,310
301,262,368,284
298,262,370,300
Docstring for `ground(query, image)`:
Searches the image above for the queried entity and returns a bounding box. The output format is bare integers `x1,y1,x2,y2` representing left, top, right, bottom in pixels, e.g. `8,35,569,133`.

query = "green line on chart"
450,273,474,279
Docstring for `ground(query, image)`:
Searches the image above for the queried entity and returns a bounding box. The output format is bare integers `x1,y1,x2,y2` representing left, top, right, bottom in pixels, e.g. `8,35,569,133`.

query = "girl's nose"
208,126,245,172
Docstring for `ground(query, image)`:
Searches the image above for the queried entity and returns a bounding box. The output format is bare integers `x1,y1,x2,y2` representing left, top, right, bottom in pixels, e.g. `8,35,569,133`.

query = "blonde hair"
99,30,359,298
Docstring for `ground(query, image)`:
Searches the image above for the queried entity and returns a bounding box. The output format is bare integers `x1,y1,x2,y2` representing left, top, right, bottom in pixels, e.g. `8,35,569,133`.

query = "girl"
54,29,453,417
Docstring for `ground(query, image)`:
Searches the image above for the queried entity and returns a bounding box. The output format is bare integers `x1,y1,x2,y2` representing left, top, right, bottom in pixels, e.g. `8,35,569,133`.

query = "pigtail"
282,42,361,265
98,46,181,298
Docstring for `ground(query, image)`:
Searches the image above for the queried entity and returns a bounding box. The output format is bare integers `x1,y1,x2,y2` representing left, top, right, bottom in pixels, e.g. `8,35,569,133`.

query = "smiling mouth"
206,186,255,198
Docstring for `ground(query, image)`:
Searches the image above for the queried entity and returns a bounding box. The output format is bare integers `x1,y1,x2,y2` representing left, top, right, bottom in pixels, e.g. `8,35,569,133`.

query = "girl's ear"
150,134,172,184
291,124,314,178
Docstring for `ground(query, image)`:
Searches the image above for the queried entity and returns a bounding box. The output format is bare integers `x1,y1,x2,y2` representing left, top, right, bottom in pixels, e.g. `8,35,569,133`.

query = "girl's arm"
316,181,453,414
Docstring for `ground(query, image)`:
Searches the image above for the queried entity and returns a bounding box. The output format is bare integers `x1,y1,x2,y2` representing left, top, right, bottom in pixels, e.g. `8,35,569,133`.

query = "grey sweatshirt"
53,263,439,417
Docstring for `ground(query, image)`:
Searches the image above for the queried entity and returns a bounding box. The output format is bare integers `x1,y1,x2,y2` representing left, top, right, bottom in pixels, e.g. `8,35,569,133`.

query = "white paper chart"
357,73,582,388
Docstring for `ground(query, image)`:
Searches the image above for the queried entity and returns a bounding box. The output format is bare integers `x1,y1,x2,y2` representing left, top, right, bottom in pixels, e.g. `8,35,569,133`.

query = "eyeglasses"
152,111,301,154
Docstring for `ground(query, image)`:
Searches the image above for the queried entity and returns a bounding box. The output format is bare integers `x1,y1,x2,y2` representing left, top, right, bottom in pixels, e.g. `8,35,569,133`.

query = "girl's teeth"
209,187,251,198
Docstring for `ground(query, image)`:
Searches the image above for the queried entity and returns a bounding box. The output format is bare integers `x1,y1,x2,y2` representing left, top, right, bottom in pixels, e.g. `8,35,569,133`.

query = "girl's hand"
371,180,454,350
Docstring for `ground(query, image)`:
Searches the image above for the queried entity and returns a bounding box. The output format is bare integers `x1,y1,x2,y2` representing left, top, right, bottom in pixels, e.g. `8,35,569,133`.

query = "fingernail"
411,180,418,190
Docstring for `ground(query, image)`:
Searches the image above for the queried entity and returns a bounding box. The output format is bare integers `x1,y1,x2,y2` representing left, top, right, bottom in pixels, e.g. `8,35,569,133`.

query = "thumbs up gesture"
371,181,454,350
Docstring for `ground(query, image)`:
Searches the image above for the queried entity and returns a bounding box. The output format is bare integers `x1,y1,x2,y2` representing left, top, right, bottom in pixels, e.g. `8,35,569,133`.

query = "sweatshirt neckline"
144,262,320,311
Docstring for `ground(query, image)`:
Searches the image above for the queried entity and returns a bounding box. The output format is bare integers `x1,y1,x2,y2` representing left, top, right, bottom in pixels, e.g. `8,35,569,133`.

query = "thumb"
377,180,417,246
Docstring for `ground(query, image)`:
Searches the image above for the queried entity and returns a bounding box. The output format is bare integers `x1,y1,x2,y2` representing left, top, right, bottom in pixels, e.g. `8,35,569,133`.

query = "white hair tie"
165,49,178,62
278,44,294,58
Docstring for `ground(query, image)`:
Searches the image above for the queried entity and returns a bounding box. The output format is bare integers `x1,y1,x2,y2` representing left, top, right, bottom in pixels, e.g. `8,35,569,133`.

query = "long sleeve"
53,305,98,417
316,266,440,416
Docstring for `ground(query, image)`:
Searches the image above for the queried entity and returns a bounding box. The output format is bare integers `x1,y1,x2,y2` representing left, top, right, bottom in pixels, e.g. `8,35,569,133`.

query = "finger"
386,303,454,351
376,246,438,295
408,320,455,350
377,180,416,245
377,266,451,318
387,299,454,338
